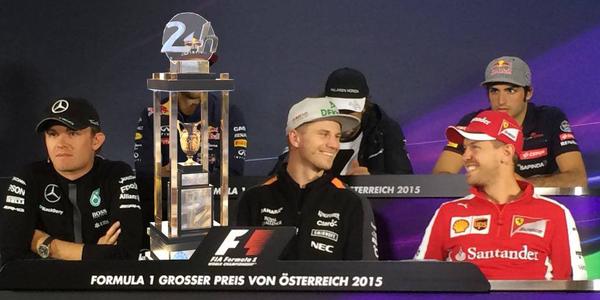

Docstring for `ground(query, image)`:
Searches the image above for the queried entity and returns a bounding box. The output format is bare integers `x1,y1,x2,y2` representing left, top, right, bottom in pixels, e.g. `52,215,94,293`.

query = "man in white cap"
237,97,379,260
433,56,587,188
417,110,586,280
269,67,413,176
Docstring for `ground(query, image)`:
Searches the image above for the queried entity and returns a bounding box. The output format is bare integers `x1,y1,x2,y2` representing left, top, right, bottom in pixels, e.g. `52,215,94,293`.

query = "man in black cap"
270,67,413,175
0,98,143,264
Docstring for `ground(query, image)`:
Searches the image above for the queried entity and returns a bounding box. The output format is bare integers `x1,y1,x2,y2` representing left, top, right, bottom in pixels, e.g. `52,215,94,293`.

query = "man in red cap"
415,110,586,280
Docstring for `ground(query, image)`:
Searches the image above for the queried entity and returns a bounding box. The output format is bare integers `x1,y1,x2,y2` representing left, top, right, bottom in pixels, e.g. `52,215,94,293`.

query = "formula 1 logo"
51,99,69,113
214,229,272,256
209,229,273,266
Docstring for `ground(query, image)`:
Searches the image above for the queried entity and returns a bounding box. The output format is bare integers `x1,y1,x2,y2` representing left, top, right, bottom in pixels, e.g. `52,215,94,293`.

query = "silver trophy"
146,12,233,260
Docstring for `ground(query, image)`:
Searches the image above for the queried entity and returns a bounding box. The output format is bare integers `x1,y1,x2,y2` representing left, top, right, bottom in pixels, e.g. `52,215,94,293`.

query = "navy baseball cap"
36,97,101,133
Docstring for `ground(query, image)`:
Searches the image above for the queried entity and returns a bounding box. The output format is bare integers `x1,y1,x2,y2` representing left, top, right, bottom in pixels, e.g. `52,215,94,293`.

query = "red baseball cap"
446,110,523,155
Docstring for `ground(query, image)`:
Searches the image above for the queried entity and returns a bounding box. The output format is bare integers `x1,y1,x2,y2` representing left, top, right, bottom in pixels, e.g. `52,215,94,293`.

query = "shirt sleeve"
344,192,379,260
0,173,37,265
380,113,414,174
133,107,155,176
414,205,448,260
82,163,143,260
547,109,581,157
229,104,247,176
549,206,587,280
133,107,155,226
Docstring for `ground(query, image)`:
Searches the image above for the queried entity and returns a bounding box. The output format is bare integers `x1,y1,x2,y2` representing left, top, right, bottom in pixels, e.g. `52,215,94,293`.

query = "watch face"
38,245,49,258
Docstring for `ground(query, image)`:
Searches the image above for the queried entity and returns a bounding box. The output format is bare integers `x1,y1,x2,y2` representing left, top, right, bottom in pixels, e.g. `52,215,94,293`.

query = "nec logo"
214,229,273,256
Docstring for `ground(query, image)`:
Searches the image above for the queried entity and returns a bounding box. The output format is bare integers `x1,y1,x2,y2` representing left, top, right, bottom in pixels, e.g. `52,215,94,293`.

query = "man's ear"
503,144,516,161
92,132,106,151
288,129,301,148
525,87,533,101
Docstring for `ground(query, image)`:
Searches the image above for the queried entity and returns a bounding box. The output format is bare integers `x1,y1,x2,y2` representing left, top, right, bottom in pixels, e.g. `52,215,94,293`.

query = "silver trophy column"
145,12,234,260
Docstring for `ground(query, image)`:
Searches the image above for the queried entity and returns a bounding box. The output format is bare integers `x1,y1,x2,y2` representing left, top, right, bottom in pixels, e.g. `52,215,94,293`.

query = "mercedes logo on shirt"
44,184,62,203
51,99,69,113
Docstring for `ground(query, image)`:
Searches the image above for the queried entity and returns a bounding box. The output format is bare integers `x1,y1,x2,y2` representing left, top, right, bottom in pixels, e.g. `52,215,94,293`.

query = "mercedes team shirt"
0,157,143,264
414,181,587,280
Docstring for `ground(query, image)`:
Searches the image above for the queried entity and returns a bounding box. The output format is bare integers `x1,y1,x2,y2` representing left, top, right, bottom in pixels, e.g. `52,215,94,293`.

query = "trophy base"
147,221,209,260
178,165,209,186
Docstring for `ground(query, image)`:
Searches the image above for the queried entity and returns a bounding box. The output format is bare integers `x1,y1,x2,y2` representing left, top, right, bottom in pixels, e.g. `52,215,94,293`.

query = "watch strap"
42,235,55,247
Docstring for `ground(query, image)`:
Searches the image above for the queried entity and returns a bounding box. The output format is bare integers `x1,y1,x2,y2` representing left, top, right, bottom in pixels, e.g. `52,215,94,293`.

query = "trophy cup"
146,12,233,260
177,121,202,166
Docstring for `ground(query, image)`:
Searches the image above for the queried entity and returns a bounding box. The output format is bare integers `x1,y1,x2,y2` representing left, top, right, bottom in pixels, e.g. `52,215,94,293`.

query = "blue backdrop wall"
1,1,600,184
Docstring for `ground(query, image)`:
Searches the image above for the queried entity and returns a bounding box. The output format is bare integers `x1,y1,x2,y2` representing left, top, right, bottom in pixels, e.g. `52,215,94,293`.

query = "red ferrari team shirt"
415,181,587,280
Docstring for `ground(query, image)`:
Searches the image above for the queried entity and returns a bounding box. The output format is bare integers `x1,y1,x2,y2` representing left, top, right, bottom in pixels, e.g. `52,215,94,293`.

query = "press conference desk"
0,175,599,298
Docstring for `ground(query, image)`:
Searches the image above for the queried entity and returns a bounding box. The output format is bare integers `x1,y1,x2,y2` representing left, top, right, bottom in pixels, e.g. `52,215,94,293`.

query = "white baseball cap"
286,97,360,134
325,96,366,112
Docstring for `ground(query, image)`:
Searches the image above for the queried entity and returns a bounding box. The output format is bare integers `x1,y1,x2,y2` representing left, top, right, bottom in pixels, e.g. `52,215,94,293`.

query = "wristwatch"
37,236,55,259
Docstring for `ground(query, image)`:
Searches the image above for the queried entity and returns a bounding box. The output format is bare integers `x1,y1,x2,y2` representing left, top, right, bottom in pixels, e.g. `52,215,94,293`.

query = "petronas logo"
90,188,101,207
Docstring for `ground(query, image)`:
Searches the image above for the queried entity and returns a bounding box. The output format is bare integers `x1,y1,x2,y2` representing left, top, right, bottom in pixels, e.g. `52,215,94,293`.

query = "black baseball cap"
35,97,101,133
324,67,370,99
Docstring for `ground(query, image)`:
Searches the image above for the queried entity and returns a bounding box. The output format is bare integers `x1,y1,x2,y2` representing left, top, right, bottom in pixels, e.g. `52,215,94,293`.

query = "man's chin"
317,161,334,172
465,176,478,186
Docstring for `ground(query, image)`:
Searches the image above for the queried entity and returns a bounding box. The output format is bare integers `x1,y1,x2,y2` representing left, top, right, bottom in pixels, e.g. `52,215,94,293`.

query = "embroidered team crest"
90,188,101,207
511,215,548,238
515,217,524,226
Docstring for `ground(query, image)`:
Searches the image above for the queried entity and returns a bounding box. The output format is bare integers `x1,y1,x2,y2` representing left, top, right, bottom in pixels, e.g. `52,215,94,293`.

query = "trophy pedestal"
147,221,210,260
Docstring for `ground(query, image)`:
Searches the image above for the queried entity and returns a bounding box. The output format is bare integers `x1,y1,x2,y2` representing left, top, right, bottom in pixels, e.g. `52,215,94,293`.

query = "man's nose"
497,92,509,105
327,135,340,150
462,147,472,161
56,133,69,147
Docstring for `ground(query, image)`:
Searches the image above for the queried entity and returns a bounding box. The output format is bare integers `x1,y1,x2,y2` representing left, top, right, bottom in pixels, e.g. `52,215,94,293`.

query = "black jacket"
357,102,413,174
269,102,413,175
0,157,143,264
237,167,379,260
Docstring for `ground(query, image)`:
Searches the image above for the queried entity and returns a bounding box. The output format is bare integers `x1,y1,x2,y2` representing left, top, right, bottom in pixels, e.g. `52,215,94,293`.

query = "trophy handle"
176,120,202,135
176,120,184,136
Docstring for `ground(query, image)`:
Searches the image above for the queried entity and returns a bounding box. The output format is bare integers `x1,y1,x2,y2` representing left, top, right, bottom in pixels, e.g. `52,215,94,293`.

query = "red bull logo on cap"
490,59,513,75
